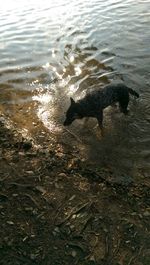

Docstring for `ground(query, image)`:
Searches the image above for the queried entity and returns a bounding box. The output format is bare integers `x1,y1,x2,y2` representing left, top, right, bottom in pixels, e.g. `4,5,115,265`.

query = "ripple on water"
0,0,150,176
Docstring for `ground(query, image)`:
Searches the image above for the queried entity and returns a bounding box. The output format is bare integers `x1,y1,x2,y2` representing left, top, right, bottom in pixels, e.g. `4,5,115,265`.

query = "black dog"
63,83,139,134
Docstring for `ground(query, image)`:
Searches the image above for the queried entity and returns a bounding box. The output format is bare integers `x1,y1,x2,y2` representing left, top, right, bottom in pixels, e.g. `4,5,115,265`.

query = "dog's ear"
70,97,75,105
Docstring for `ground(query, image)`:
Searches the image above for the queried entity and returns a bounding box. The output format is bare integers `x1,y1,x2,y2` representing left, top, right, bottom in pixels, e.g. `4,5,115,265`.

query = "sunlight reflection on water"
33,92,62,132
0,0,150,175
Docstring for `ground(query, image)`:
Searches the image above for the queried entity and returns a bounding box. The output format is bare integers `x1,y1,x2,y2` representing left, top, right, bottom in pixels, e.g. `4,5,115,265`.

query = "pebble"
58,173,67,178
69,195,76,201
7,221,14,225
0,117,5,122
71,250,77,258
18,152,25,156
26,171,34,175
143,211,150,217
25,207,33,211
12,194,18,197
53,227,60,236
36,186,46,194
70,225,75,231
72,214,76,219
54,227,60,233
26,152,37,157
55,183,60,189
103,228,108,233
89,255,96,262
30,254,36,260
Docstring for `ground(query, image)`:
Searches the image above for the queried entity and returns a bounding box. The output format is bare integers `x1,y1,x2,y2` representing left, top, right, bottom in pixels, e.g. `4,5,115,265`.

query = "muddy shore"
0,114,149,265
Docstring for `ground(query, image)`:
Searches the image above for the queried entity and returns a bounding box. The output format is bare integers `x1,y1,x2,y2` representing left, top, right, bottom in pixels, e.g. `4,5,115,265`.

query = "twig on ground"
64,128,82,143
7,182,34,188
23,193,40,208
56,201,91,226
127,255,136,265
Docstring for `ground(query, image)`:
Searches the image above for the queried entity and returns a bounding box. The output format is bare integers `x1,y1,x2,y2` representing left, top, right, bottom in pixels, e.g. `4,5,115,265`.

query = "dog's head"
63,98,82,126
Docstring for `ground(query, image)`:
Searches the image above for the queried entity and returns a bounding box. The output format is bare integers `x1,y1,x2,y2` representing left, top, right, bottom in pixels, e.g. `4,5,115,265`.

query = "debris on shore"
0,114,149,265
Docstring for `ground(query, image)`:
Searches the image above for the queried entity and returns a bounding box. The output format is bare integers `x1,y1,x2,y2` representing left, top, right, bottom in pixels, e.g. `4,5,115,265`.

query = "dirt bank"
0,114,149,265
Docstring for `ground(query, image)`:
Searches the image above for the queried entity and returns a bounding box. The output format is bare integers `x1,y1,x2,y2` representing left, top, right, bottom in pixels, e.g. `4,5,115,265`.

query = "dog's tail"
128,87,139,98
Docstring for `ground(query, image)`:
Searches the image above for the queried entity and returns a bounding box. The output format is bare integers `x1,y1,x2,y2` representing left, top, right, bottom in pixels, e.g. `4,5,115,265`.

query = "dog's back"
63,83,139,128
78,84,126,111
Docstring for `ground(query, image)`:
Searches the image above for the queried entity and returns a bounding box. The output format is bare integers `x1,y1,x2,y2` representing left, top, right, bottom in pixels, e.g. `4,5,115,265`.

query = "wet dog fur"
63,83,139,134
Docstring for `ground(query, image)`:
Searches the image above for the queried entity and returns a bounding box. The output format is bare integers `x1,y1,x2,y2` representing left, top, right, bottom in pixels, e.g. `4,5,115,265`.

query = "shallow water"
0,0,150,178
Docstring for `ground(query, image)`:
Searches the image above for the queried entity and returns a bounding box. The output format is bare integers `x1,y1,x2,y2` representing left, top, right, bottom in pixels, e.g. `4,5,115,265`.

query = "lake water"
0,0,150,179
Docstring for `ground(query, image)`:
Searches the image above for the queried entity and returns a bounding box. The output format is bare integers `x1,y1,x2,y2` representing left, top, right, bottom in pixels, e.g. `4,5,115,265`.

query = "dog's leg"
96,111,104,137
119,94,129,115
119,103,129,115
